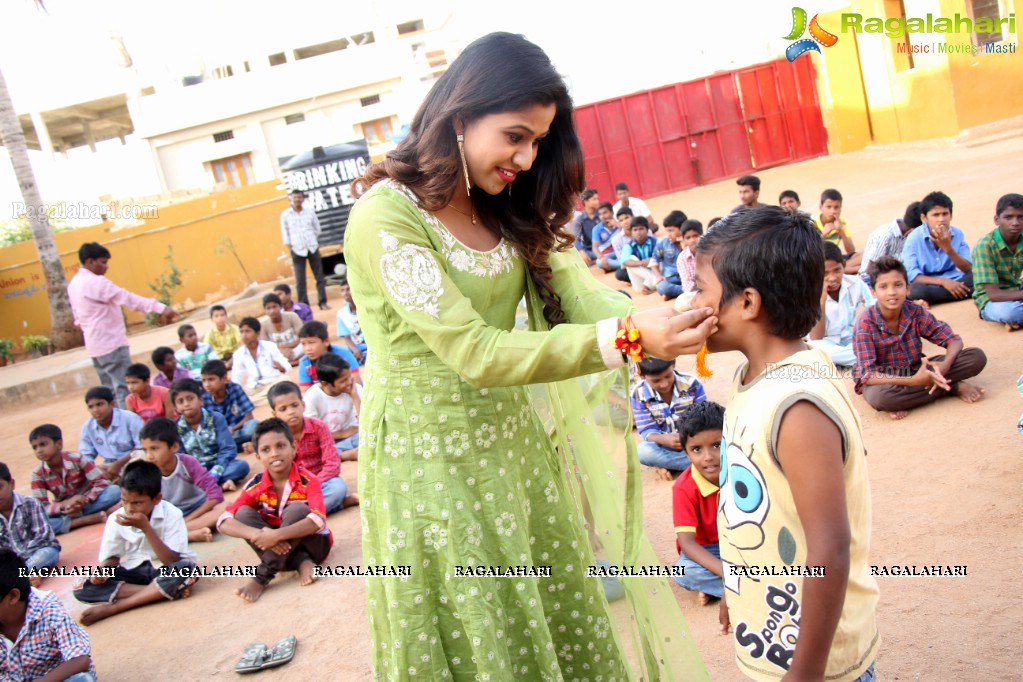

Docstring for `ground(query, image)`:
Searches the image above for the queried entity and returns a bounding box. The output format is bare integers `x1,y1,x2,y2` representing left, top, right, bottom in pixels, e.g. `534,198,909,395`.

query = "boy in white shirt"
303,353,360,462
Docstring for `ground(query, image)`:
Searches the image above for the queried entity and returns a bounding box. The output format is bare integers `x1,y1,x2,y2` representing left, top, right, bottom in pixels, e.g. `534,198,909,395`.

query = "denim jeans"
64,674,97,682
980,298,1023,325
217,458,250,486
232,418,259,452
656,276,683,299
24,545,60,571
336,433,360,452
852,662,876,682
321,476,349,514
673,542,723,597
637,441,691,472
48,484,122,535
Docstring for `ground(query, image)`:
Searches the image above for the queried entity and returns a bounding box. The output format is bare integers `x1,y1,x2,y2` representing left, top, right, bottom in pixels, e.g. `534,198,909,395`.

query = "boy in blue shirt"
297,321,360,389
621,217,658,294
652,211,686,300
172,379,249,492
631,357,706,478
78,386,142,482
592,202,621,273
902,191,973,305
200,359,257,452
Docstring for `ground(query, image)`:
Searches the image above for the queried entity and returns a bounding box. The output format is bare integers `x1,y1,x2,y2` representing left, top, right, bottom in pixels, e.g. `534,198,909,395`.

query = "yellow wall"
0,180,294,343
817,0,1022,150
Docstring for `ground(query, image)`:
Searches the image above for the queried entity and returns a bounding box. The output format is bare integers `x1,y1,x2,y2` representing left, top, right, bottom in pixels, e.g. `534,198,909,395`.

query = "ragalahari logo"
785,7,838,61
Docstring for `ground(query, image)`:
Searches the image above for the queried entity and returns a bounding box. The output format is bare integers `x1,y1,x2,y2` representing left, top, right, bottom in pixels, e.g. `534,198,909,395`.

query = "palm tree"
0,4,82,351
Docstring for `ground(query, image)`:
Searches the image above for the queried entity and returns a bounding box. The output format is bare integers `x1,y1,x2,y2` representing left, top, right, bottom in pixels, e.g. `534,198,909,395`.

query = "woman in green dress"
345,32,716,681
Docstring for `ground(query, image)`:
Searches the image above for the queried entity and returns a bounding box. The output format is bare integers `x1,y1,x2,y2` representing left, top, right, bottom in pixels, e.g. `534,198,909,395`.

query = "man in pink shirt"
67,243,178,407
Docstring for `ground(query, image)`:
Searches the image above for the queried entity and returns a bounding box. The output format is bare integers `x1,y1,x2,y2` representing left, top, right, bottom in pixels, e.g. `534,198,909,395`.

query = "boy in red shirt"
217,418,333,603
672,401,725,605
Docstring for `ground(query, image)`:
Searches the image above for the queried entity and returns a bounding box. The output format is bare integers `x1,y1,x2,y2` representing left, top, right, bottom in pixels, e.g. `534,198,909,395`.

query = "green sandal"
261,635,297,670
235,644,267,674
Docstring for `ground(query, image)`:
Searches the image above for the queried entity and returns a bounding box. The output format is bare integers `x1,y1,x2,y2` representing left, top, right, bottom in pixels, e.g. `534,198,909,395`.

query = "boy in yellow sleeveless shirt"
692,209,879,681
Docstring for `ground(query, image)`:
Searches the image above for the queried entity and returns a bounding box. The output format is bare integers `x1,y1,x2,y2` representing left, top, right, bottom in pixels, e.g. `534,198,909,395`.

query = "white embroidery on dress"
382,180,517,278
379,229,444,318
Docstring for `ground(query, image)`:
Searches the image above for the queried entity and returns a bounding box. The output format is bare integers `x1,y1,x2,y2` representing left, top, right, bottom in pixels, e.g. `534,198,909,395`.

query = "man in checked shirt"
281,189,330,311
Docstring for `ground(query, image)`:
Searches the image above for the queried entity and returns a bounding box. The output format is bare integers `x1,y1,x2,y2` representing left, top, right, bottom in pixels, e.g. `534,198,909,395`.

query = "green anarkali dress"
345,180,705,682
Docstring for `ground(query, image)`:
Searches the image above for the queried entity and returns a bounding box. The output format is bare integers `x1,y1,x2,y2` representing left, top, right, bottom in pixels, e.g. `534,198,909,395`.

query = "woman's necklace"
447,201,477,225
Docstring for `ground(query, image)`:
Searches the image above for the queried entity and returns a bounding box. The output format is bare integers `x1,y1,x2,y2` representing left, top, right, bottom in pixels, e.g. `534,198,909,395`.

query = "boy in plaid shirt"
200,359,257,452
0,550,95,682
29,424,120,535
0,464,61,588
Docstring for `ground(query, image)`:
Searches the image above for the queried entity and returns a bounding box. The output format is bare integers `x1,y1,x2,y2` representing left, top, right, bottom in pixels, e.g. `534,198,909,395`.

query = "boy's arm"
135,513,185,566
631,395,680,449
316,422,342,480
36,599,92,682
775,401,851,679
216,486,257,538
297,359,314,388
30,470,61,516
78,423,98,459
181,454,225,503
230,411,255,434
96,276,166,316
677,533,723,577
35,657,92,682
184,498,219,521
77,456,110,504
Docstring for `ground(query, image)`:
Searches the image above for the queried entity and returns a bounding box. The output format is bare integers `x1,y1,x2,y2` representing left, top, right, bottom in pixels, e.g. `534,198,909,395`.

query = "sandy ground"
2,129,1023,681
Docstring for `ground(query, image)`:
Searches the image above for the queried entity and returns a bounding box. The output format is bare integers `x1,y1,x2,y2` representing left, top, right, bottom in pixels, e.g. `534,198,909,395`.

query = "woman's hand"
631,307,718,360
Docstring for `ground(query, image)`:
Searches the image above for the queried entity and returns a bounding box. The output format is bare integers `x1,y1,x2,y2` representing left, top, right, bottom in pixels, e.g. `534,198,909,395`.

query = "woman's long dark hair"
357,32,585,326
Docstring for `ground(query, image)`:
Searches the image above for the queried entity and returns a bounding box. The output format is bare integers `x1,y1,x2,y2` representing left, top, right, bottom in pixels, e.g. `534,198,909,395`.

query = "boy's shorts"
73,560,198,603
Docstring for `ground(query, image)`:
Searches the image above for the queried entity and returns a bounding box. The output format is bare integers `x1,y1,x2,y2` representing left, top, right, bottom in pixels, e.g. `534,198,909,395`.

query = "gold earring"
456,134,471,197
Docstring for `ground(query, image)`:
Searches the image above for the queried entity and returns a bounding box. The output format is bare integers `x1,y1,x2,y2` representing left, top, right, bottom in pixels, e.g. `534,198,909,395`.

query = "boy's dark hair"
253,417,295,448
820,188,843,204
29,423,63,443
615,206,634,218
177,324,195,339
695,206,823,340
995,193,1023,216
0,550,30,603
170,378,203,404
78,242,111,264
597,201,614,214
273,283,292,295
679,401,725,451
262,293,282,307
120,460,162,498
903,201,923,229
210,304,227,316
139,417,181,447
680,219,703,237
581,188,598,201
631,216,650,230
823,241,845,263
126,363,151,381
736,175,760,191
779,189,800,204
239,316,261,333
85,386,115,404
920,191,953,216
0,462,11,484
867,255,908,286
316,352,350,384
614,182,629,192
200,359,228,378
151,346,175,366
662,210,688,228
267,381,303,410
637,357,674,376
298,320,329,341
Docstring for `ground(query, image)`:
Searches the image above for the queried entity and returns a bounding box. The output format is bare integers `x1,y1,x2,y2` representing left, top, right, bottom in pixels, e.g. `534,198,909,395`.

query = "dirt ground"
2,128,1022,680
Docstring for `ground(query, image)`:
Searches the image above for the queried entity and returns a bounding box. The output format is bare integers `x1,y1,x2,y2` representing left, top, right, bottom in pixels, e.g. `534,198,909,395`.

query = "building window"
361,118,393,143
211,65,234,79
397,19,424,35
294,38,348,60
884,0,914,71
210,153,254,188
212,130,234,143
268,52,287,66
970,0,1004,45
285,113,305,125
360,94,381,107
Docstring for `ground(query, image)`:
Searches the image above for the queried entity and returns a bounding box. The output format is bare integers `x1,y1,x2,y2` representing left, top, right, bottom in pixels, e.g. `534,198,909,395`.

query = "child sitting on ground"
652,211,686,300
677,219,703,294
778,189,801,214
297,321,360,388
204,305,241,370
150,347,191,390
78,386,143,482
231,317,292,393
274,283,313,323
172,379,250,491
73,460,198,625
303,353,360,461
0,550,96,682
693,207,879,681
335,279,366,365
141,418,225,544
29,424,120,536
814,188,862,273
0,463,61,588
124,363,174,423
175,324,219,380
853,256,987,420
260,293,304,364
620,217,658,294
808,242,875,368
672,402,725,606
217,418,334,603
200,360,257,453
268,382,358,513
631,357,707,479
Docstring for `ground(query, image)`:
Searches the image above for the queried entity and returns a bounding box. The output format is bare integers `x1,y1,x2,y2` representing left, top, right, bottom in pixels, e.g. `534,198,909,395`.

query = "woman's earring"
457,134,471,197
